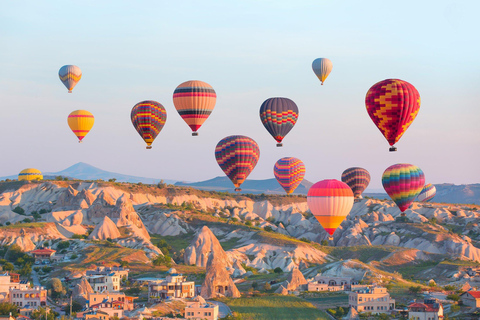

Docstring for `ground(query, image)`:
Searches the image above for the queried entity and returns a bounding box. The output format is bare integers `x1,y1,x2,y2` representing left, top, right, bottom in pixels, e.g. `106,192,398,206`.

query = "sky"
0,0,479,190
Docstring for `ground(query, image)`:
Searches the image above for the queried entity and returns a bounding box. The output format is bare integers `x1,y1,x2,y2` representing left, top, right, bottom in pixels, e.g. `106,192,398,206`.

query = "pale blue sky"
0,0,479,189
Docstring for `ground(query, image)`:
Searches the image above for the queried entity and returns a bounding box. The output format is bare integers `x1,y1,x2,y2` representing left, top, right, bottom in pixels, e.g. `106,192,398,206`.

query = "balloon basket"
234,188,241,192
389,146,397,152
328,236,333,241
146,146,152,150
276,143,283,147
192,132,198,136
78,141,82,143
400,213,406,217
68,90,72,93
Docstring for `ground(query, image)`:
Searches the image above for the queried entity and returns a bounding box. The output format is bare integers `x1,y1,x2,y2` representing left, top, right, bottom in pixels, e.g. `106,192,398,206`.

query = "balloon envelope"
59,65,82,93
365,79,420,150
173,80,216,135
67,110,94,142
259,97,298,146
274,157,306,194
215,135,260,191
417,183,436,202
131,100,167,149
307,179,354,236
382,163,425,212
312,58,333,85
341,167,371,199
18,168,43,181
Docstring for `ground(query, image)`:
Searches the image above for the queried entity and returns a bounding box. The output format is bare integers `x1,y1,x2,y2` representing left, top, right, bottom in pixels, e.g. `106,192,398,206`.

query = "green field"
222,295,330,320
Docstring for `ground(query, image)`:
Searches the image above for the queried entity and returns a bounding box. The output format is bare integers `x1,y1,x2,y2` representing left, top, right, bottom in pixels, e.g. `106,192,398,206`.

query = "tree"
12,206,25,215
57,241,70,250
19,263,32,276
157,180,166,188
32,212,41,221
63,301,83,314
321,240,329,246
2,262,14,271
447,294,460,302
263,226,273,232
119,261,128,267
108,178,117,182
6,244,24,262
263,282,271,291
251,281,258,289
274,267,283,274
49,278,66,298
0,302,19,316
31,307,57,320
408,286,422,294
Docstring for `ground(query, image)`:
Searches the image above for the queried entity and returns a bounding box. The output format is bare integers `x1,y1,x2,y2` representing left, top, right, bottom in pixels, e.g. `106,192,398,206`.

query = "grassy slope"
221,295,330,320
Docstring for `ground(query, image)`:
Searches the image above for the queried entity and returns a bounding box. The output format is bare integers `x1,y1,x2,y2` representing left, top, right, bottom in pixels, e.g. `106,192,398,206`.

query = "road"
31,269,41,287
208,301,231,318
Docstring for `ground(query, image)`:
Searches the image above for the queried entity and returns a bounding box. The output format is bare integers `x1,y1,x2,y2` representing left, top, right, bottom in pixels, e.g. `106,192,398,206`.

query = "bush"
70,254,78,260
263,282,271,291
5,222,10,226
274,267,283,274
39,209,48,214
408,286,422,294
264,226,273,232
321,240,329,246
57,241,70,250
245,220,252,227
447,294,460,302
152,254,172,267
299,237,311,243
12,206,25,215
72,234,85,239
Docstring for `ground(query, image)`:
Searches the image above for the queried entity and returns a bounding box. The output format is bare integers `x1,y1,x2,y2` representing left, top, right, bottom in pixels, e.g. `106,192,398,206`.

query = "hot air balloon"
173,80,216,136
365,79,421,151
131,101,167,149
312,58,332,85
259,97,298,147
18,168,43,181
67,110,94,143
215,135,260,192
417,183,436,202
307,179,354,239
59,65,82,93
382,164,425,215
274,157,306,194
341,167,371,199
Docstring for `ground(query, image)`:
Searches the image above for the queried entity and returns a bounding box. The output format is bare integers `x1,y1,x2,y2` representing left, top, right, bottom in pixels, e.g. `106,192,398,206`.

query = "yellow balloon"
67,110,94,143
18,168,43,181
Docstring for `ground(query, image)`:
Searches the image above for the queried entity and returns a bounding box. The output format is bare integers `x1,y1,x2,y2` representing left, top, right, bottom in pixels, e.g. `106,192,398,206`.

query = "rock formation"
184,226,230,268
274,285,288,295
283,267,307,291
10,235,36,252
200,254,240,299
88,216,121,240
72,277,94,304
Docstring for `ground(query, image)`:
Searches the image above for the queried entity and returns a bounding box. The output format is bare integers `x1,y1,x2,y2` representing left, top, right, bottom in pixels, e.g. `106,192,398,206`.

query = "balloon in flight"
341,167,371,199
18,168,43,181
215,135,260,192
67,110,94,143
259,97,299,147
365,79,421,151
312,58,333,85
173,80,216,136
417,183,436,202
59,65,82,93
382,163,425,213
131,100,167,149
274,157,306,194
307,179,354,238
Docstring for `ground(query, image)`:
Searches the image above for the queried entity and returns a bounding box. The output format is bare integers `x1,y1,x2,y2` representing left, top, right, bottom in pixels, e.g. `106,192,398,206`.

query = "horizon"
1,1,479,190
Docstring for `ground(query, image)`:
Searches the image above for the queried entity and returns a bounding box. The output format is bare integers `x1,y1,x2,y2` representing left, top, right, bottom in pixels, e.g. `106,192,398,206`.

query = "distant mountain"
0,162,177,185
175,176,313,195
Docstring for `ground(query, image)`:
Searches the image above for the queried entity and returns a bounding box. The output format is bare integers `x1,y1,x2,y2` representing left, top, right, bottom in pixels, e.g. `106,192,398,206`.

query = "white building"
87,273,121,293
408,299,443,320
0,273,29,300
348,286,395,314
148,274,195,302
185,296,218,320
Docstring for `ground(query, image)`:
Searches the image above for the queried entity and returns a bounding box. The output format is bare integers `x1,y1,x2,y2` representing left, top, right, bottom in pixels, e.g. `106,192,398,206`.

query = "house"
0,272,29,299
0,314,16,320
87,273,121,293
185,296,219,320
89,300,125,319
84,310,109,320
308,275,358,291
9,286,47,308
148,274,195,302
87,292,135,311
86,266,129,281
348,286,395,314
408,299,443,320
460,291,480,308
29,248,56,263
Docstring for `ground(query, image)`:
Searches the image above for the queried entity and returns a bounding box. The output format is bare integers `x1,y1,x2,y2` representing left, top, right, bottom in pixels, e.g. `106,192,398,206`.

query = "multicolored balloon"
259,97,299,147
341,167,371,199
215,135,260,192
274,157,306,194
382,164,425,213
365,79,421,151
173,80,216,136
18,168,43,181
307,179,354,238
67,110,94,143
312,58,333,85
131,101,167,149
59,65,82,93
417,183,436,202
